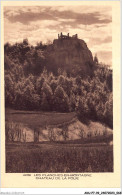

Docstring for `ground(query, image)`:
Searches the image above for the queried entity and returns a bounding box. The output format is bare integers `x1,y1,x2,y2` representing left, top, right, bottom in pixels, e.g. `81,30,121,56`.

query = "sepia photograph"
1,0,121,189
4,4,114,174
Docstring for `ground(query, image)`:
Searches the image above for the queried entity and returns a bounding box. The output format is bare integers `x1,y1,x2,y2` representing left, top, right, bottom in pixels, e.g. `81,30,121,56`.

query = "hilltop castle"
58,32,78,40
48,33,94,76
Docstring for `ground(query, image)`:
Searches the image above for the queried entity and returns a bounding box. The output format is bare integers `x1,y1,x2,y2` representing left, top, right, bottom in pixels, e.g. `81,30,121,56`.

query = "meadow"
5,109,76,128
6,142,113,173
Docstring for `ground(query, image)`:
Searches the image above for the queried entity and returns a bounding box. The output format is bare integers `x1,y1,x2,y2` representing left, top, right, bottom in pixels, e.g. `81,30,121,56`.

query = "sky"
4,6,112,66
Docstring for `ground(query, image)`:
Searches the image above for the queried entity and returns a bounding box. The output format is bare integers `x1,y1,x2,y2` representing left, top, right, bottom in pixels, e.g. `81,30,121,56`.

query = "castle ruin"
58,32,78,40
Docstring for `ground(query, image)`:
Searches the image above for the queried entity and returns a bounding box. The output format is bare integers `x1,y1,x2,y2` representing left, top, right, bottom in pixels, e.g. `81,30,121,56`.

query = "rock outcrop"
46,34,94,76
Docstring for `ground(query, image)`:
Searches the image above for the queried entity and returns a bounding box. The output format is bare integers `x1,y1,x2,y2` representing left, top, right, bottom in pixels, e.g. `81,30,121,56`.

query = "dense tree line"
4,40,113,128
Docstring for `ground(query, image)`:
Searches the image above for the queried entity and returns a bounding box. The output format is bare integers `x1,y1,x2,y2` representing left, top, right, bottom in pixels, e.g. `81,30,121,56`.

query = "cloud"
4,6,112,26
88,36,112,46
4,6,112,65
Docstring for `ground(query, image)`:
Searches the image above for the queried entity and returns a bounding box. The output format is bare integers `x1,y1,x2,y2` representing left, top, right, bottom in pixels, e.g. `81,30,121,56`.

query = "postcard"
1,0,121,188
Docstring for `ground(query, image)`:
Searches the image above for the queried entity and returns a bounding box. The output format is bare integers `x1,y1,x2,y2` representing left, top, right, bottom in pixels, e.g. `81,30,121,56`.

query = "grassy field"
6,142,113,173
5,109,76,129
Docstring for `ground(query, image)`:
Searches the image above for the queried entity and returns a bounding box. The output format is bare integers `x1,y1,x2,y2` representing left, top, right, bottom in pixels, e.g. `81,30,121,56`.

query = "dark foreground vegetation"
6,142,113,173
5,40,112,128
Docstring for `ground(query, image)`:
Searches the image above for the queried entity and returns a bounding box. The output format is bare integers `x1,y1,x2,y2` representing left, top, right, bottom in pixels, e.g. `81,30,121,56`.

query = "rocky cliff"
46,37,94,76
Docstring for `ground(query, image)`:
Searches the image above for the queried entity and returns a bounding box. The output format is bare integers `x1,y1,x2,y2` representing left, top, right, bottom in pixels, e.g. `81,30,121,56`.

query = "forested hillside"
4,39,113,128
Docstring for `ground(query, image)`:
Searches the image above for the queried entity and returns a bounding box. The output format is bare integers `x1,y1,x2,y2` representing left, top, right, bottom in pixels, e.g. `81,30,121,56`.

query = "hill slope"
46,37,94,76
6,110,113,143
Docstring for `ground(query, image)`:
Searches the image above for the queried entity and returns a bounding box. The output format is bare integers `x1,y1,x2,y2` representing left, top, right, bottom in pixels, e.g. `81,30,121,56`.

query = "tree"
50,80,58,93
76,96,90,120
104,93,113,128
69,92,76,111
48,128,56,141
54,86,69,112
41,92,50,111
94,54,99,65
75,76,82,86
14,77,40,110
36,76,45,95
24,48,45,75
58,75,65,85
5,73,15,107
79,128,84,140
41,82,53,110
62,78,73,97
